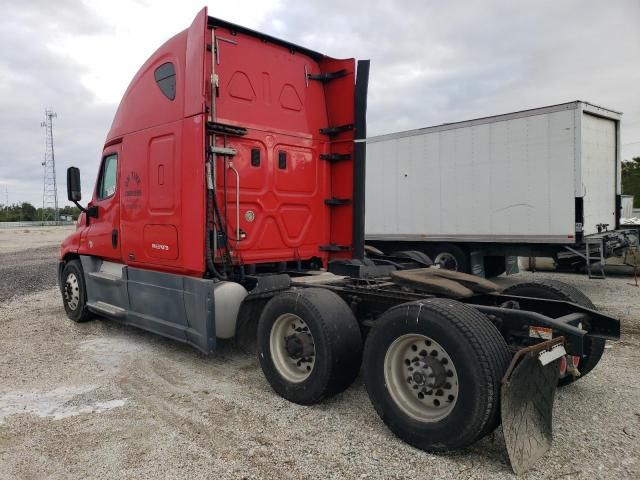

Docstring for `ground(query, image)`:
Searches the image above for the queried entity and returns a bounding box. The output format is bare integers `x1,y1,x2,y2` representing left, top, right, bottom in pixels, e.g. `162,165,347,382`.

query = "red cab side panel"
66,7,356,277
101,8,208,276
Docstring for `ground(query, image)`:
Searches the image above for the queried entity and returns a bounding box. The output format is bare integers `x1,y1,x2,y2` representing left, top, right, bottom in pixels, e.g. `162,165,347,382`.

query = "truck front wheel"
363,299,510,451
61,259,92,323
257,288,363,405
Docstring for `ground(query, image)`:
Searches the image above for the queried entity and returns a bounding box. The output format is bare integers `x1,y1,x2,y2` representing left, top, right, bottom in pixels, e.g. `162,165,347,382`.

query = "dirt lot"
1,227,639,479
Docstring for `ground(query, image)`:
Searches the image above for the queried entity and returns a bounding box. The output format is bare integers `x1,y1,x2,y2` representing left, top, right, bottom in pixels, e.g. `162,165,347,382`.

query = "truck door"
87,145,122,262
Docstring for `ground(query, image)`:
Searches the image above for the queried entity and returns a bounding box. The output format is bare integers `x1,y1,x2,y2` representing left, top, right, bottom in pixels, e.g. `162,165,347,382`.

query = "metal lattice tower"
41,109,59,222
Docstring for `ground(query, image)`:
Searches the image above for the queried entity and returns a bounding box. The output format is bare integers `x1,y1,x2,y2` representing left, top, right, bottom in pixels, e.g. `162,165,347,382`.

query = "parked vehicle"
58,9,620,473
365,101,636,278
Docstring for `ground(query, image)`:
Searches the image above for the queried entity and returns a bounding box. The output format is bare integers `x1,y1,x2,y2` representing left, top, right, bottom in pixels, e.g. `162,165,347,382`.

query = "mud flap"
501,339,565,475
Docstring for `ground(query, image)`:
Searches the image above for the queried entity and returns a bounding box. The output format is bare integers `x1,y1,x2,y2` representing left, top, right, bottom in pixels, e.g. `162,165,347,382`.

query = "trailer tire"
61,259,92,323
484,256,506,277
257,288,363,405
431,244,468,273
363,299,511,451
502,280,605,386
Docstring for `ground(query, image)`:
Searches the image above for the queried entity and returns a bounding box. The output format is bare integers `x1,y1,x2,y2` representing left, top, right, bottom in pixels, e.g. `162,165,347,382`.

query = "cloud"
1,0,639,208
0,2,114,206
265,0,640,155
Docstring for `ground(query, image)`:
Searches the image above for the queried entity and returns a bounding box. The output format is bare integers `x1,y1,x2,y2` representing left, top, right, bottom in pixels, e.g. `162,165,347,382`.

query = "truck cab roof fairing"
106,9,208,142
106,8,330,144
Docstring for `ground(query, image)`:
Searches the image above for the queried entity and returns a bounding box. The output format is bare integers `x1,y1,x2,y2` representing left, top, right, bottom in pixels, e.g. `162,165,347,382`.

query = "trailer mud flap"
501,339,564,475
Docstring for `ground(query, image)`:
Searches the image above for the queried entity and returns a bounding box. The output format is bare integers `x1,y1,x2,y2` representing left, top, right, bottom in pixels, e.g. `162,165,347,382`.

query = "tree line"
0,204,81,222
622,157,640,208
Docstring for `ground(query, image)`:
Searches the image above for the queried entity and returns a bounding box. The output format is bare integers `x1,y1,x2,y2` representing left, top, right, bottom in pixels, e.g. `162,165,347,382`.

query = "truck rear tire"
61,259,92,323
431,244,468,273
502,280,605,386
257,288,363,405
363,299,511,451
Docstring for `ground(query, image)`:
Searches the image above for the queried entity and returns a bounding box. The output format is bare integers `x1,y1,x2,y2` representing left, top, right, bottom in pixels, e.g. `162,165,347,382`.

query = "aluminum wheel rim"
65,272,80,311
269,313,316,383
434,252,458,271
384,334,459,422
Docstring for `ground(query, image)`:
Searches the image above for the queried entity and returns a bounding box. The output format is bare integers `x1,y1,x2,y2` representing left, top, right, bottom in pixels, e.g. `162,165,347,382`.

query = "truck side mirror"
67,167,82,202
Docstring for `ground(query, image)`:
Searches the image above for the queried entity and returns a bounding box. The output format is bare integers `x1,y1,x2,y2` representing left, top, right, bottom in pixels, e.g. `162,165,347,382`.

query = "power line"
623,140,640,147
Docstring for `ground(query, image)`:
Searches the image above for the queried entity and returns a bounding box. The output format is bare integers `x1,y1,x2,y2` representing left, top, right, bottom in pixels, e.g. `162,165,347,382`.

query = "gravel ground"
0,226,73,254
0,246,60,302
1,230,639,479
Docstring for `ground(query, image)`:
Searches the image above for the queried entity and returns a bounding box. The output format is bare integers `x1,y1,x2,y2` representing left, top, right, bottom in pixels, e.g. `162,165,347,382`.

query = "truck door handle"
112,229,118,248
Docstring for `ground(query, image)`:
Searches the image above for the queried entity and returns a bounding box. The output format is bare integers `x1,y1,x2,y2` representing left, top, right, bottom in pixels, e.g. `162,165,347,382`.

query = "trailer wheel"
431,244,468,273
61,259,91,323
503,280,605,386
363,299,511,451
257,288,363,405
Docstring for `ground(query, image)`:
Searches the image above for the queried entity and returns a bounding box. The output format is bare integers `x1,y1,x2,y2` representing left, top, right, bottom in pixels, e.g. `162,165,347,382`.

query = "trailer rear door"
581,112,617,235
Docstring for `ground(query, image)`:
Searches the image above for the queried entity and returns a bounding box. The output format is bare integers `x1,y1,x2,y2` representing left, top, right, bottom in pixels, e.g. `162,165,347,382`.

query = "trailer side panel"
366,107,578,243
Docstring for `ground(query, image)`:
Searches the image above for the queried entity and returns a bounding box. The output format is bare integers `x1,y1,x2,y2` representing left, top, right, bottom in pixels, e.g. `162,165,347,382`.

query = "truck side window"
154,62,176,100
98,154,118,200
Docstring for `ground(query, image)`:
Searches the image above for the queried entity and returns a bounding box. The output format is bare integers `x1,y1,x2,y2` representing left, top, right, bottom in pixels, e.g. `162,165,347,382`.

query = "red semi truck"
58,8,619,473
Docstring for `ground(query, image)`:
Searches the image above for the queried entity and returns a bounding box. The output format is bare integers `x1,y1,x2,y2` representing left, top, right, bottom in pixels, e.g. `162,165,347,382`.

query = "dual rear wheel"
257,289,511,450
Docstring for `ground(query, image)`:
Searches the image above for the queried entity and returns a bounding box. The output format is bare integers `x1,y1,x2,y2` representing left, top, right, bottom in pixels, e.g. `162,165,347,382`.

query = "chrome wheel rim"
269,314,316,383
384,334,459,422
434,252,458,271
64,272,80,311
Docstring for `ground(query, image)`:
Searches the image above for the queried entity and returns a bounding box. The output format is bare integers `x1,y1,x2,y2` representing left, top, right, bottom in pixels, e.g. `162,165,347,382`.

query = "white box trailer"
365,101,633,277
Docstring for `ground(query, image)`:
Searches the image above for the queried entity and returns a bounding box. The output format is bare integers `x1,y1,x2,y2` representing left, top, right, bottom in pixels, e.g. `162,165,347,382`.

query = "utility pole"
41,109,59,223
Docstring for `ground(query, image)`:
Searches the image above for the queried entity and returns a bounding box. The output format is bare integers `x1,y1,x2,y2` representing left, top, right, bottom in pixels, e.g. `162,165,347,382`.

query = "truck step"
87,301,127,319
87,270,122,283
209,146,237,156
320,124,353,136
206,121,247,136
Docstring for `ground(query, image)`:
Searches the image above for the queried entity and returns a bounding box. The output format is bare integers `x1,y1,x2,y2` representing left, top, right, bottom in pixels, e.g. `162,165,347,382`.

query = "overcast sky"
1,0,639,207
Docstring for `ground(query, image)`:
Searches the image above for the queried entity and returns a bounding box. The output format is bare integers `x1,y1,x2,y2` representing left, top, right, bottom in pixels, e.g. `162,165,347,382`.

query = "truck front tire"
61,259,92,323
502,279,605,386
257,288,363,405
363,299,511,451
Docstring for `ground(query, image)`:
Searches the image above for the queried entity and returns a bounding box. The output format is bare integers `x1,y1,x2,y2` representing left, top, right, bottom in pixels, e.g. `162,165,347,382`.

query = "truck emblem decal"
151,243,169,251
124,171,142,209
